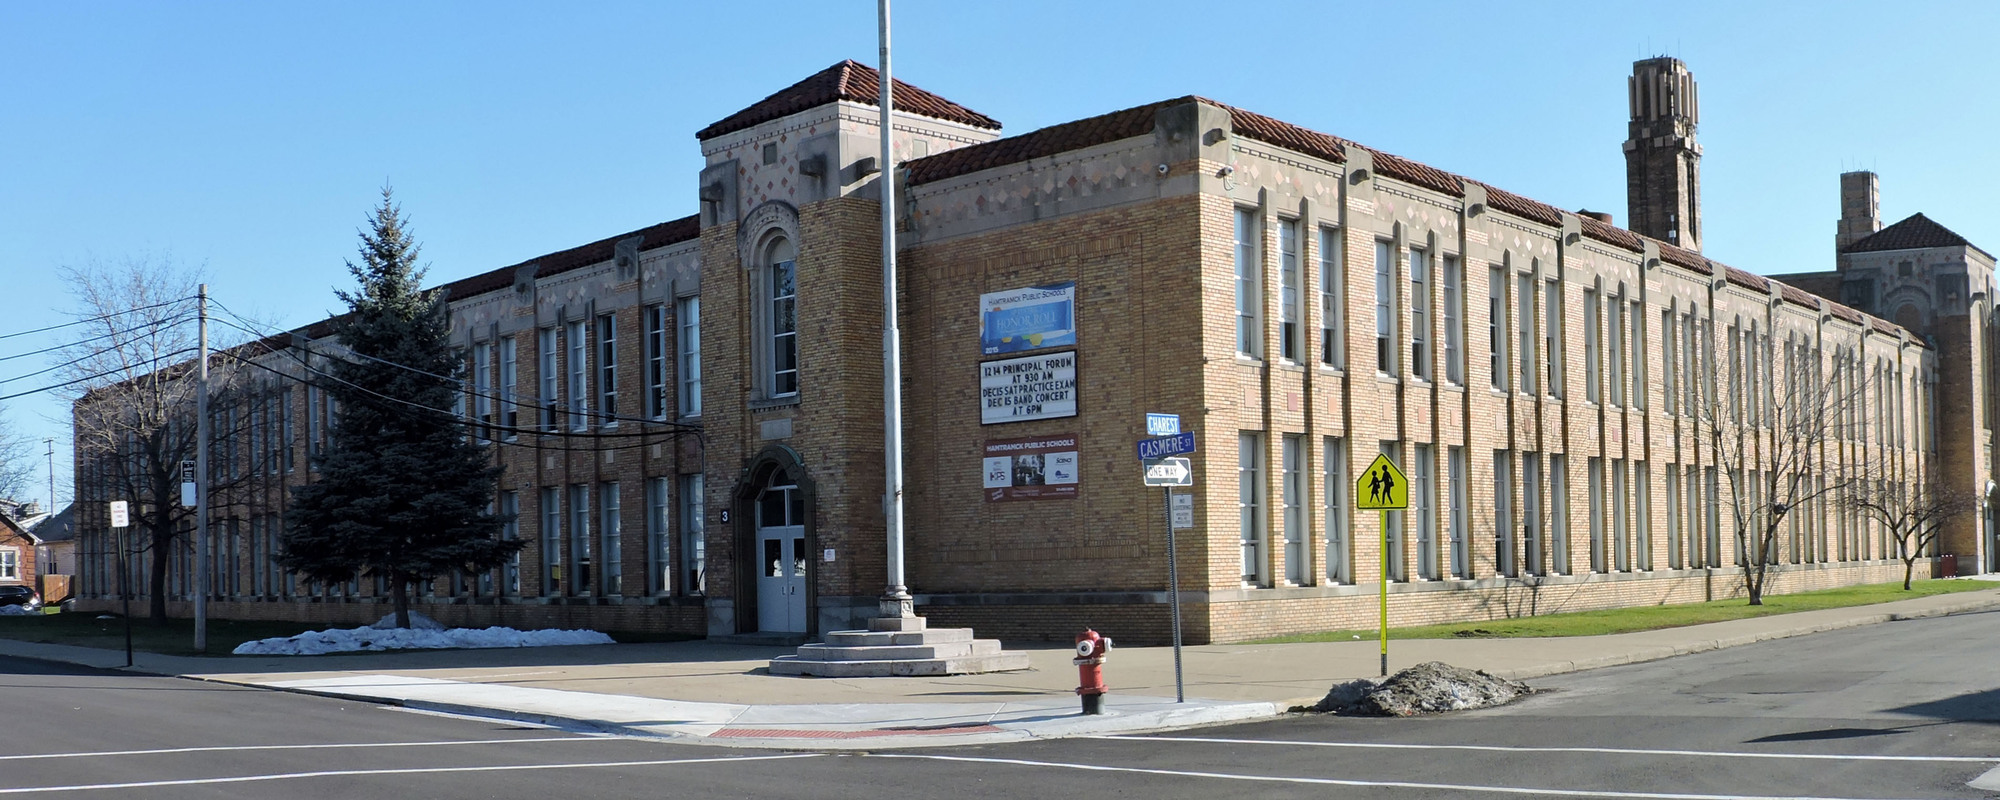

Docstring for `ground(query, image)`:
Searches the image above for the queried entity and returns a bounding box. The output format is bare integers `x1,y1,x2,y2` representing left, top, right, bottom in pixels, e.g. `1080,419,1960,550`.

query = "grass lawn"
1249,578,1997,644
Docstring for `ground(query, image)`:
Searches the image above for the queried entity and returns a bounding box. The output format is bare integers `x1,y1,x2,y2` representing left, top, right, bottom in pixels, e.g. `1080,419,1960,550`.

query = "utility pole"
194,284,210,653
877,0,912,620
43,439,52,512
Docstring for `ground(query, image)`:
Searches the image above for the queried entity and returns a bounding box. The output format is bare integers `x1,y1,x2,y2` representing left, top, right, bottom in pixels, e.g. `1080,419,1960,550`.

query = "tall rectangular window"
597,314,618,424
1631,301,1647,411
1584,288,1601,403
500,491,520,596
1517,272,1537,394
1523,453,1543,576
1546,279,1563,398
1608,297,1626,406
1279,219,1301,362
279,387,294,472
646,477,670,595
1636,462,1652,571
541,487,561,594
600,481,621,595
1239,432,1265,585
1324,437,1349,584
1551,454,1569,574
770,254,798,397
1683,314,1700,415
306,384,322,458
1588,457,1605,572
1448,446,1468,578
1410,247,1430,380
1488,265,1507,391
1320,227,1344,368
1443,255,1463,384
1612,459,1630,571
566,320,589,430
1666,465,1682,569
1663,309,1679,415
680,474,706,595
499,335,518,436
569,484,592,592
678,296,702,417
1235,208,1261,357
472,341,492,442
645,304,669,419
1281,435,1305,584
1414,443,1436,580
1375,240,1396,374
1494,450,1515,578
1687,466,1705,567
539,327,560,432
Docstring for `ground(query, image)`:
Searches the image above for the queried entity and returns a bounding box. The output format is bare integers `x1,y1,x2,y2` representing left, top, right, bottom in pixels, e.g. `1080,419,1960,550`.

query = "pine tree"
282,189,521,628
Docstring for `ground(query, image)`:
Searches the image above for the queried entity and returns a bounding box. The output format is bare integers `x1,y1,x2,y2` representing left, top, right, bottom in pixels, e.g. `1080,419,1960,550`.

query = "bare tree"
1848,479,1977,590
58,256,246,622
0,406,33,501
1700,335,1870,605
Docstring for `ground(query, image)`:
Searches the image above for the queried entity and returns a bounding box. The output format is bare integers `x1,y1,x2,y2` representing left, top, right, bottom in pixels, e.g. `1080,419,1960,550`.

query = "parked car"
0,585,41,609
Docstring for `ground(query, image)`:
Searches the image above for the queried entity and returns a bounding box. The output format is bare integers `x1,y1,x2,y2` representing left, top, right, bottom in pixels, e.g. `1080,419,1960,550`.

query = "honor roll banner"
982,434,1080,501
980,282,1076,355
980,351,1077,424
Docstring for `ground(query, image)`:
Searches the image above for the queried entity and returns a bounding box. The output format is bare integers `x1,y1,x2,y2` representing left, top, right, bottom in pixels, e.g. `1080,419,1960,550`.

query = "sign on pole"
1141,457,1193,487
1135,433,1197,460
1170,494,1194,529
1145,413,1180,437
108,500,130,529
1354,452,1407,678
180,460,197,507
1355,454,1409,510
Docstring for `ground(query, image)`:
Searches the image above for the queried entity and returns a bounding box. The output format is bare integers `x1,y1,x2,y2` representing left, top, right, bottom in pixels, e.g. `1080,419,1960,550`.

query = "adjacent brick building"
73,58,1986,643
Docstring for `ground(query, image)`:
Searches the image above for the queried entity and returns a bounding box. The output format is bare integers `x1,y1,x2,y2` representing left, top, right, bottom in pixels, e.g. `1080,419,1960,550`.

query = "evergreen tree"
282,189,520,628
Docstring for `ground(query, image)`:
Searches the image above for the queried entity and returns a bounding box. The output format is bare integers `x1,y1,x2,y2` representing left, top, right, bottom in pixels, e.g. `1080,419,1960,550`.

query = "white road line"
0,736,619,762
1093,734,2000,764
874,753,1932,800
0,753,822,795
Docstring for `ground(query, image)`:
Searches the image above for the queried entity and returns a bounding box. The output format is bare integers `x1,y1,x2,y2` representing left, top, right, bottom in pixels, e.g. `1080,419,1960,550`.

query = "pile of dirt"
1312,661,1532,716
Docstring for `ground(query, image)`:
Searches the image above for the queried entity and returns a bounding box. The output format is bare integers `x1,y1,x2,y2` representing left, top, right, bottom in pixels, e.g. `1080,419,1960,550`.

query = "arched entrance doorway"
731,447,815,634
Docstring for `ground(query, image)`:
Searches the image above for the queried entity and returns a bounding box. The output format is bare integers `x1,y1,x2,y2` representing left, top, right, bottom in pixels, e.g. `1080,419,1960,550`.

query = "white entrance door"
756,525,807,632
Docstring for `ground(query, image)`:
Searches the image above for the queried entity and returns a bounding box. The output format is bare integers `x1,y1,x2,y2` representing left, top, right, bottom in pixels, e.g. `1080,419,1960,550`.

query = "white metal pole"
878,0,911,617
194,284,210,652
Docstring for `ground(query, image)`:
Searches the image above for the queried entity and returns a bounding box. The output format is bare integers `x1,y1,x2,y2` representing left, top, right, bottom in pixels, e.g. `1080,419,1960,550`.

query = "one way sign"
1142,457,1193,487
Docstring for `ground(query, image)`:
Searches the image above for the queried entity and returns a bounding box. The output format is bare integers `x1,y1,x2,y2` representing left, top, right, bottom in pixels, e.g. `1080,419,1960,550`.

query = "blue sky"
3,0,1995,510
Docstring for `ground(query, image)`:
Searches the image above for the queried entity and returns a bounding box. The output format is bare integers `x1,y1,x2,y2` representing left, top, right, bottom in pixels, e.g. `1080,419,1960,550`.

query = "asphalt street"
5,609,2000,799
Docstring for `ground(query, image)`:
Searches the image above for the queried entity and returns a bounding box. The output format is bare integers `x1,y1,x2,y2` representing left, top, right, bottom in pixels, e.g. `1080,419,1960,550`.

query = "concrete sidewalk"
4,585,1997,749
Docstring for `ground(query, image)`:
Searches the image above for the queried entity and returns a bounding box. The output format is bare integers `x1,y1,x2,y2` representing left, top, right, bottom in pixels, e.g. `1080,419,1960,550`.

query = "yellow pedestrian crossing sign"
1356,454,1408,510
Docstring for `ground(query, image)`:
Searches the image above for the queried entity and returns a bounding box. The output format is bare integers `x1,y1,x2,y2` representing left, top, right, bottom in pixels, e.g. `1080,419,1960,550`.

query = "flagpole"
878,0,912,619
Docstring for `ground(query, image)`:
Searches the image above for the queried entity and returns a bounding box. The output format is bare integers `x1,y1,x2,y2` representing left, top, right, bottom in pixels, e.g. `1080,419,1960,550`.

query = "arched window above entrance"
765,236,799,398
757,468,804,528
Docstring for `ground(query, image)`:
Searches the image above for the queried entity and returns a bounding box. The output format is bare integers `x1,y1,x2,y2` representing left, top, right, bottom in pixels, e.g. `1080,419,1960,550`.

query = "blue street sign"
1136,433,1197,460
1146,413,1180,437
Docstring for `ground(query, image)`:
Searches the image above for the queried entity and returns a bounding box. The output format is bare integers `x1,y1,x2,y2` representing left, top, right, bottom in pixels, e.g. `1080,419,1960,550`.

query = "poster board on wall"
982,434,1080,501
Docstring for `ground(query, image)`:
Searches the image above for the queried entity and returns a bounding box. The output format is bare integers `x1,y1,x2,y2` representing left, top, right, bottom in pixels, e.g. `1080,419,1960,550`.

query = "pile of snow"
0,605,39,616
1313,661,1532,716
232,619,615,656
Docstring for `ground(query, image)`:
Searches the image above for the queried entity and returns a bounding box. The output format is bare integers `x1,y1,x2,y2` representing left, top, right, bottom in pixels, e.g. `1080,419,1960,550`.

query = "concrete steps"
766,616,1031,677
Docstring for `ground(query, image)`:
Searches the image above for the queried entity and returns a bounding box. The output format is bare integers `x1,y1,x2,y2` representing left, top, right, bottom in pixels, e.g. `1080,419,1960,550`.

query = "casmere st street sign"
1135,433,1197,460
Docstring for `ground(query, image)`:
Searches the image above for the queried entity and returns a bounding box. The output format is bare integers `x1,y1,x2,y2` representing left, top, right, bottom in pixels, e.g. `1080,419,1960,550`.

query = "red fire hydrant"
1074,629,1113,715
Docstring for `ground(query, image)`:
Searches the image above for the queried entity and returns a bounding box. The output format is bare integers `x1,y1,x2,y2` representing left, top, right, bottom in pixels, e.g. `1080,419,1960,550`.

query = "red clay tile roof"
697,60,1000,141
1869,316,1901,335
1840,212,1989,258
1827,303,1864,324
1724,266,1770,293
438,216,700,300
1778,283,1822,310
1657,243,1713,276
1221,102,1350,166
1578,214,1642,251
905,98,1172,185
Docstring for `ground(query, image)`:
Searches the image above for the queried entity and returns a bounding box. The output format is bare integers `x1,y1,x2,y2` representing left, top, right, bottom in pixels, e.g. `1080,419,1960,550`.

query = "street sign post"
1354,454,1407,676
1135,433,1197,460
1141,457,1192,487
108,500,133,667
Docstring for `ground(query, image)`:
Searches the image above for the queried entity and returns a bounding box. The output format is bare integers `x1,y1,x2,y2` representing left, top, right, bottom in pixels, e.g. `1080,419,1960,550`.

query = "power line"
0,347,201,403
0,309,199,365
0,297,196,341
